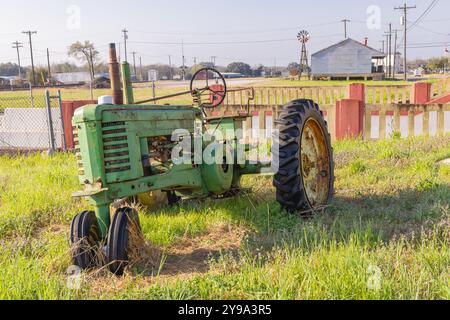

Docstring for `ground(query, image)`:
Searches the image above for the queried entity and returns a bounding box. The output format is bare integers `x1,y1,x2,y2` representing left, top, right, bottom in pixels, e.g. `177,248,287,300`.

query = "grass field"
0,77,445,108
0,136,449,300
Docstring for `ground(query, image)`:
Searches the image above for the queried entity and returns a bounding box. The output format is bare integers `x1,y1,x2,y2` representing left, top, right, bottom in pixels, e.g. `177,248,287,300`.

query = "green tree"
0,63,27,77
287,62,300,76
226,62,252,76
68,41,99,80
27,67,48,86
427,56,449,73
51,62,81,73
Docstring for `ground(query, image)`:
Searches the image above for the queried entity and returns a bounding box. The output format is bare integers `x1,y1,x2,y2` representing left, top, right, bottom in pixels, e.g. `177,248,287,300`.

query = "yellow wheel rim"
301,118,331,207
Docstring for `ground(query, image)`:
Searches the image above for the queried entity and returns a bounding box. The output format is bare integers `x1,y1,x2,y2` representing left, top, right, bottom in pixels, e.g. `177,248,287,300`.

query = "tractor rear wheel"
272,100,334,214
107,207,141,275
70,211,102,270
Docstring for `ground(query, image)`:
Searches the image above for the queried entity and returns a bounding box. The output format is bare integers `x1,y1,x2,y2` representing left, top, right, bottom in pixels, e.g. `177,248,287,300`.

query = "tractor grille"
102,122,131,175
73,126,85,176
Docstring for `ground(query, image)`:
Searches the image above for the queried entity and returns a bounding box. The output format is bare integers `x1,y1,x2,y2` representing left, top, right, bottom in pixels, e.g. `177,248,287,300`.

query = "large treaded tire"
272,99,334,213
107,207,141,276
70,211,101,270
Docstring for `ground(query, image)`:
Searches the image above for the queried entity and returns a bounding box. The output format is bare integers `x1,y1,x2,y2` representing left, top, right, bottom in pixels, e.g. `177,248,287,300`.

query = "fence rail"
225,86,348,107
225,78,450,108
431,78,449,98
364,104,450,140
365,85,412,104
215,103,449,142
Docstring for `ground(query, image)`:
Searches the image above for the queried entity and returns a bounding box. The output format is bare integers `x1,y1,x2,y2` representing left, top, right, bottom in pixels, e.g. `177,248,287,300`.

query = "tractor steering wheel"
190,68,227,108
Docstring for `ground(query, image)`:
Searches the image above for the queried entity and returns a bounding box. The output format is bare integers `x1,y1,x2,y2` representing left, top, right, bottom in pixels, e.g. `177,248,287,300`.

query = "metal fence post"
57,90,67,151
45,89,56,153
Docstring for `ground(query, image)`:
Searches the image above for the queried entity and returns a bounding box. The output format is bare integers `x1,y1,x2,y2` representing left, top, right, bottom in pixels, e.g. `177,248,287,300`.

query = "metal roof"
312,38,385,58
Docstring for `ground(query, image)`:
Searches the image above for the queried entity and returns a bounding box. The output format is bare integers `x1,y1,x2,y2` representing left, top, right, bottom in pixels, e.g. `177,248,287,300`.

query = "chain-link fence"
0,91,65,154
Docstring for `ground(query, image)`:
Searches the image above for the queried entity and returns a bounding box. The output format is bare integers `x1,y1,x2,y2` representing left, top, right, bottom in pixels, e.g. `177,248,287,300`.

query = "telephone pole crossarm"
394,3,416,81
12,41,23,79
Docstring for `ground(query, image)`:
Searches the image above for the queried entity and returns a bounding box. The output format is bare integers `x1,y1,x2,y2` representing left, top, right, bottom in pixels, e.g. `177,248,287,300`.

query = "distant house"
382,52,403,74
222,72,244,79
311,38,386,80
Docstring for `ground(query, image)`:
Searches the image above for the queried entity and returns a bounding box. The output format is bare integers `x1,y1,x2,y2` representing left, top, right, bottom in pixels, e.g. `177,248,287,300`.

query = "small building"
53,72,91,85
311,38,386,80
382,52,403,74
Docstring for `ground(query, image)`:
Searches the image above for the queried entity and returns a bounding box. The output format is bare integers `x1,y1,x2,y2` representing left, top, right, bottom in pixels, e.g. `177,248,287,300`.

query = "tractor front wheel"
273,100,334,214
107,207,141,275
70,211,102,270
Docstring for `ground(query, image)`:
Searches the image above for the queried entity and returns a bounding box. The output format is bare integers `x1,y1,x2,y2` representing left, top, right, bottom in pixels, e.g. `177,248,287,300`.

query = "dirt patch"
128,223,248,277
85,223,248,295
163,224,246,275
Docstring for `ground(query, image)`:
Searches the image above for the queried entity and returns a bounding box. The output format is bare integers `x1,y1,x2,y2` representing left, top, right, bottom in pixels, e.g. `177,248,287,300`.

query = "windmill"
297,30,310,78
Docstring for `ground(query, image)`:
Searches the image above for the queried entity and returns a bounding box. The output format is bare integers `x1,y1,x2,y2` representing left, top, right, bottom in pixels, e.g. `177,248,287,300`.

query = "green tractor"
70,44,334,275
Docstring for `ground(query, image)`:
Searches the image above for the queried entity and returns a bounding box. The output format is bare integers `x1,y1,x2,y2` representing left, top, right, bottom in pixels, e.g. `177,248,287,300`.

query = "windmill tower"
298,30,310,78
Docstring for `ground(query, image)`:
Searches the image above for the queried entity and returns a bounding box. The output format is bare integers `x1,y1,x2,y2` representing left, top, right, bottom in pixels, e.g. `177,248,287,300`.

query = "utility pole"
395,3,416,81
393,29,399,77
385,23,392,78
131,51,138,79
341,19,350,38
384,25,392,78
380,40,385,54
46,48,51,81
193,57,198,73
12,41,23,79
122,28,129,62
139,56,143,81
22,31,37,86
274,58,277,76
168,55,173,80
384,32,391,77
181,40,186,81
211,56,217,68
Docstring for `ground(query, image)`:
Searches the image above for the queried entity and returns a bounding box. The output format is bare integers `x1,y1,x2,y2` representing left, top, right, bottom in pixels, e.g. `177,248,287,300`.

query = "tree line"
1,40,448,85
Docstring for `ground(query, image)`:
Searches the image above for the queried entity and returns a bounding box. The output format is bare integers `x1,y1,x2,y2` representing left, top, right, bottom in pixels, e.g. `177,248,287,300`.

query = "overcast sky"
0,0,449,68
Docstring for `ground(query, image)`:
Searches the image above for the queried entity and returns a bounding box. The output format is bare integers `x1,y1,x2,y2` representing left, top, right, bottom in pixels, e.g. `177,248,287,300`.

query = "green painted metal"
201,143,234,195
121,62,134,104
72,102,268,239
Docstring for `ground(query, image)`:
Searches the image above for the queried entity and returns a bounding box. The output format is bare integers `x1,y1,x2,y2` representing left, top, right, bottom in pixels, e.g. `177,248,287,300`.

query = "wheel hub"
301,118,331,207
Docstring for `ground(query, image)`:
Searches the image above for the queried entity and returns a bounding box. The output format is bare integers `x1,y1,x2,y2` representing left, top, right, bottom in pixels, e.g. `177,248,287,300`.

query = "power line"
414,25,450,36
131,21,341,37
128,33,342,46
396,0,439,50
408,0,439,32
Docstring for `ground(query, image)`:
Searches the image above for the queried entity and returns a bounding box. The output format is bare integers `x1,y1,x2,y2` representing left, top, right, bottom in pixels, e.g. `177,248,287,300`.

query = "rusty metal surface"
108,43,123,105
301,118,332,207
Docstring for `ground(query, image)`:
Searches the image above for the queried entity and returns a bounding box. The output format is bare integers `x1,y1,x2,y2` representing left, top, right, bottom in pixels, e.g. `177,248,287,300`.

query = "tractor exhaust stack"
108,43,123,105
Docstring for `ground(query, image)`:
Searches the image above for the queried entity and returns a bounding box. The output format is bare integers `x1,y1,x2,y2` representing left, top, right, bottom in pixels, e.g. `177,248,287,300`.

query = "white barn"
311,38,386,80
